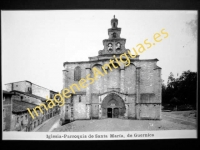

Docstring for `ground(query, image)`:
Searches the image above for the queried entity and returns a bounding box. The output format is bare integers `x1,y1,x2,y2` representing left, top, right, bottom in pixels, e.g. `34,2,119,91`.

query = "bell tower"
98,15,128,56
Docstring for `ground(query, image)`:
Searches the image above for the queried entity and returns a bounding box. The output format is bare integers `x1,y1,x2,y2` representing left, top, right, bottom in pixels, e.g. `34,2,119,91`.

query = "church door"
113,108,119,118
107,108,112,118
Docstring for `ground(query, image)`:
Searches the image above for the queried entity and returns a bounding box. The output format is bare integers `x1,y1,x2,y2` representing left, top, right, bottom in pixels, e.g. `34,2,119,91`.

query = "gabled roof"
12,100,37,113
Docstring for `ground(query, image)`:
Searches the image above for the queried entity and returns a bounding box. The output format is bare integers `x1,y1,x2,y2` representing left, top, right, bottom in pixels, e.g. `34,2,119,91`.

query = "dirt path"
52,111,197,132
162,111,196,127
36,115,60,132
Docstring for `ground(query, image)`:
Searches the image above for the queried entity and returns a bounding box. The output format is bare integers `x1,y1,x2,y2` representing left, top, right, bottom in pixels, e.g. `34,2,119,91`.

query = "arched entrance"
101,93,125,118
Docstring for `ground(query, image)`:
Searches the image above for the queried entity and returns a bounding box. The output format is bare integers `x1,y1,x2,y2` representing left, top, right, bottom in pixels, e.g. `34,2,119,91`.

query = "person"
15,117,21,131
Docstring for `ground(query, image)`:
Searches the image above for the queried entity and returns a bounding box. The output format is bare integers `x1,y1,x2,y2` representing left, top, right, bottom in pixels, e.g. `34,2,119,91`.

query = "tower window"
28,87,31,92
113,22,116,28
112,32,117,38
116,42,121,50
74,66,81,81
107,43,113,52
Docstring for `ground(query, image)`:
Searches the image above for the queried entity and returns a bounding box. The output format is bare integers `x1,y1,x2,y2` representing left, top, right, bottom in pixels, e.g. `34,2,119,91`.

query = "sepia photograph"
2,10,197,140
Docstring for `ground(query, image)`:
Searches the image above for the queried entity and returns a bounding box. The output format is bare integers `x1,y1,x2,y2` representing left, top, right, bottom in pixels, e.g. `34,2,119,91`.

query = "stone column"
124,104,128,118
112,108,114,118
86,104,90,119
104,68,108,93
153,68,162,120
120,68,125,93
86,68,91,119
159,69,162,120
136,67,141,119
136,67,141,103
62,70,68,123
99,102,102,119
62,70,68,89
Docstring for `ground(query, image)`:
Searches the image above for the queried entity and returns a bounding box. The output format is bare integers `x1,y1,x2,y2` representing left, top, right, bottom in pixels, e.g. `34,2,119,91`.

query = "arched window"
116,42,121,50
74,66,81,81
107,43,113,52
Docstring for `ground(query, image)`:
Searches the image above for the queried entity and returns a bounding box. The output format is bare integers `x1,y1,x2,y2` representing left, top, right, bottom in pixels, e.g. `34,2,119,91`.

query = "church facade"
60,16,162,124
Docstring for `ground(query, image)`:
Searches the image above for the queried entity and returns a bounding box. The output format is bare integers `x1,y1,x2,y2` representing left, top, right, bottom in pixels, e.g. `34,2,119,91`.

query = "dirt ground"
35,115,60,132
52,110,197,132
166,110,196,118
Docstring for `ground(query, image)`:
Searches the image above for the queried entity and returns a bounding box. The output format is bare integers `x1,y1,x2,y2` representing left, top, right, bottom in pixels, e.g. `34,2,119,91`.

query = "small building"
12,98,38,131
10,90,48,126
3,80,60,131
5,80,53,99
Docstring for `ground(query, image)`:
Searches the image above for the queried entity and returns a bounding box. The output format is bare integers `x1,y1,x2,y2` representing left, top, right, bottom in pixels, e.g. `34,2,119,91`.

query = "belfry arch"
101,93,125,118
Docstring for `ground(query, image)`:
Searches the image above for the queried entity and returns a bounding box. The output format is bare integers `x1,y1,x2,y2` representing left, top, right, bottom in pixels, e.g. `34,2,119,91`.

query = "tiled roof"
3,90,14,95
11,90,47,102
13,100,37,113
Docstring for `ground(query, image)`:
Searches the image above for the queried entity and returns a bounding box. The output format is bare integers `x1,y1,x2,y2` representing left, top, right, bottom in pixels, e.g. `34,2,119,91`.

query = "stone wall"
3,96,12,131
139,61,156,94
127,94,136,119
5,81,27,92
63,63,88,92
73,94,87,119
13,92,42,105
5,81,51,99
91,64,104,93
32,84,50,99
124,64,136,94
62,58,161,121
5,84,12,92
136,104,161,120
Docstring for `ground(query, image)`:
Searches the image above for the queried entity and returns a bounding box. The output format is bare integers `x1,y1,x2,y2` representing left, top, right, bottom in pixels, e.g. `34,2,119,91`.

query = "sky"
2,10,197,92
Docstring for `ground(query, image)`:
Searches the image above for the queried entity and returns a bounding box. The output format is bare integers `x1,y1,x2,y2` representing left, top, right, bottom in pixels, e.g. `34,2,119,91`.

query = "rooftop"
13,99,37,113
4,80,58,93
3,90,14,95
11,90,47,102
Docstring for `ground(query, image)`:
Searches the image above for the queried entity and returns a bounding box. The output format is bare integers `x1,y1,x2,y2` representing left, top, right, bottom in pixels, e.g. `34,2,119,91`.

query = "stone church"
60,16,162,124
